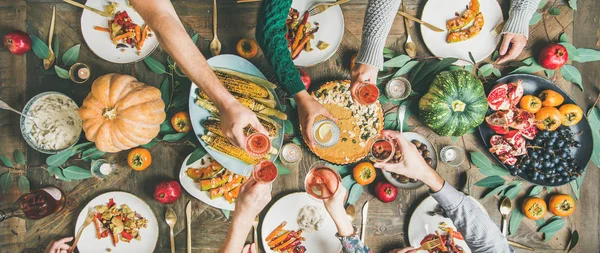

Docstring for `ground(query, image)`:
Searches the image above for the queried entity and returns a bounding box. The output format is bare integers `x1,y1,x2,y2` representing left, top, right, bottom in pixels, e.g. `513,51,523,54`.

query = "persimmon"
353,162,376,185
171,112,191,133
236,38,259,59
538,90,564,107
548,194,576,216
127,148,152,171
522,197,546,220
559,104,583,126
535,107,562,131
519,95,542,113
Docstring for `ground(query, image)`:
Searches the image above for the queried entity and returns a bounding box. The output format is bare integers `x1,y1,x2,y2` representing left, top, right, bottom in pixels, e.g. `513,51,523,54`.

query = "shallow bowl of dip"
20,92,83,154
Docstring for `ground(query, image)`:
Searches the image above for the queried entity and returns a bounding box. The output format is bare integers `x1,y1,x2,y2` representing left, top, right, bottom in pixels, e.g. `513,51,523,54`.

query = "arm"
497,0,541,63
219,215,254,253
130,0,267,147
323,186,372,253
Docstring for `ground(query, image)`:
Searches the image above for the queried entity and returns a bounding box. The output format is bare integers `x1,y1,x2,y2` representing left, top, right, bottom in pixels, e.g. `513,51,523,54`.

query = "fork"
307,0,350,16
62,0,112,17
416,238,441,251
252,216,259,252
68,207,96,253
490,21,505,37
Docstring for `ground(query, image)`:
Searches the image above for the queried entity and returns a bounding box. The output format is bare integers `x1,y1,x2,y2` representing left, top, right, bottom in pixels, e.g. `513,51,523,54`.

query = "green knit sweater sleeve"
256,0,305,97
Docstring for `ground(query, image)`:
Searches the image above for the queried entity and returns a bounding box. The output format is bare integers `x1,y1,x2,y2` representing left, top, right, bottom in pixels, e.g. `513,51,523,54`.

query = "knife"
396,11,444,32
360,200,369,243
508,240,535,251
186,201,192,253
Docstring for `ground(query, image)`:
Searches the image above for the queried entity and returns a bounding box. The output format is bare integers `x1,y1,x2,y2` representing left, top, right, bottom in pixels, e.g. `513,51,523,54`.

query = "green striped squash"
418,70,488,136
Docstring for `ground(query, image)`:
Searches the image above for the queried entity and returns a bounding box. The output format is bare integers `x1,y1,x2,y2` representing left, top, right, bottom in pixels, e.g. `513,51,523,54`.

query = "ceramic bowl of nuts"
383,132,438,189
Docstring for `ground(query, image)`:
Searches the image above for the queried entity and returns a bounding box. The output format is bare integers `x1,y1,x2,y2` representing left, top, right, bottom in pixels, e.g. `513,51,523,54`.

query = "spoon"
345,204,356,222
500,197,512,236
397,103,407,133
402,3,417,58
165,207,177,253
0,99,48,130
209,0,221,56
43,6,56,70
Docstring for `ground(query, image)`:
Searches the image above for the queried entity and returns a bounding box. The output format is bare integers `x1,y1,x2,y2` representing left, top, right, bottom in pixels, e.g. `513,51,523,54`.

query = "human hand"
43,237,73,253
497,33,527,64
234,178,272,221
241,243,257,253
218,101,268,149
350,63,379,102
389,247,417,253
294,91,336,147
322,184,347,215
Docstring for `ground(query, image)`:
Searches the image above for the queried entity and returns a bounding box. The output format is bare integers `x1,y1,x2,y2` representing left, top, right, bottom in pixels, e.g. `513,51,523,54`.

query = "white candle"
444,149,457,161
99,163,113,175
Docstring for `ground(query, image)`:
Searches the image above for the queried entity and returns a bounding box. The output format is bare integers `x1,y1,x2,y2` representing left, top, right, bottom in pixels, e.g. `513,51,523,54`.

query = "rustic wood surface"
0,0,598,252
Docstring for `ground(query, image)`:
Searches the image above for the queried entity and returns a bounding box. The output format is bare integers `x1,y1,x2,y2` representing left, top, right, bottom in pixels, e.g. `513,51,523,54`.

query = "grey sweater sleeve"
355,0,402,70
430,182,514,253
502,0,541,38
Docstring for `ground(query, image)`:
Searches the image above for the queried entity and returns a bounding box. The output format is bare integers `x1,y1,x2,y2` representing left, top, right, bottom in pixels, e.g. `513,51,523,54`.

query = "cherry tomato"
522,197,546,220
352,162,376,185
519,95,542,113
559,104,583,126
538,90,564,107
548,194,576,216
535,107,562,131
171,112,191,133
127,148,152,171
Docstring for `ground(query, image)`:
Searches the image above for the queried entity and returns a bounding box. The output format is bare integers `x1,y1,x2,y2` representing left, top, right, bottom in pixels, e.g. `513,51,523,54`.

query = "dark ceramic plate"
478,74,592,186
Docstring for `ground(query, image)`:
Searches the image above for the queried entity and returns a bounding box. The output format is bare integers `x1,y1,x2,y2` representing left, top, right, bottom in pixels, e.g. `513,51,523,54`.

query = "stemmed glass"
304,161,341,200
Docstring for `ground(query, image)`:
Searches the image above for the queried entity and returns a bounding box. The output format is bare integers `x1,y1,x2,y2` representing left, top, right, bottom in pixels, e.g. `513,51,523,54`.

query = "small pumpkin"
418,70,488,136
79,74,166,152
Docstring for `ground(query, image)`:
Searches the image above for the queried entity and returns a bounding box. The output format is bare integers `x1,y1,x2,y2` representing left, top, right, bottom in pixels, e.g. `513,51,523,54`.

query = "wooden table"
1,0,598,252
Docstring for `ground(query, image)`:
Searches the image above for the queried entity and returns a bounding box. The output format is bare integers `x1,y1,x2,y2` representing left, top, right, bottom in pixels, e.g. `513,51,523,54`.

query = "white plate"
383,132,437,189
291,0,344,67
179,152,236,211
188,54,284,176
261,192,342,253
80,0,159,63
421,0,503,65
408,196,488,252
74,191,159,253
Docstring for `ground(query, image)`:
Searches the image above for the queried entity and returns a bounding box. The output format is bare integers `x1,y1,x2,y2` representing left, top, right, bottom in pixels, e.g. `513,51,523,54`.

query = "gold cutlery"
416,238,441,251
490,21,506,37
402,3,417,58
209,0,222,56
62,0,111,17
43,6,56,70
165,207,177,253
186,201,192,253
508,240,535,251
308,0,351,16
360,200,369,243
68,207,95,253
500,197,512,236
236,0,261,2
253,217,259,252
396,11,444,32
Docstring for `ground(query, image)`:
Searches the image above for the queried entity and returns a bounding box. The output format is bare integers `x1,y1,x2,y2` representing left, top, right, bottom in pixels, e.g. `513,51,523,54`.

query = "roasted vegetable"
214,71,270,99
203,117,279,138
201,133,262,164
196,91,287,120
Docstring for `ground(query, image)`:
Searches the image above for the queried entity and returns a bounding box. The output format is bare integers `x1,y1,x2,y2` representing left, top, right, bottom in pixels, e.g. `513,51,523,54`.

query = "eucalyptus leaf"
222,209,230,219
528,185,543,197
468,52,476,65
538,0,548,9
482,184,511,199
160,78,170,109
191,33,199,44
186,147,208,166
559,42,579,61
160,121,175,135
346,183,363,205
82,147,105,162
55,66,70,79
559,33,569,43
568,0,577,11
62,44,81,66
341,175,356,191
509,208,524,235
502,181,523,200
47,166,68,181
544,69,555,78
492,68,502,78
284,120,294,136
569,179,580,199
46,149,79,166
393,61,419,78
171,92,189,108
538,216,565,233
510,60,544,74
464,65,474,73
62,165,93,180
588,108,600,166
475,175,505,188
331,164,350,176
53,37,60,65
567,230,579,253
384,55,411,68
13,149,25,165
30,34,49,59
411,61,441,90
162,132,188,142
0,173,13,193
409,61,427,84
548,7,560,16
575,48,600,63
140,140,159,149
450,136,458,143
492,51,499,61
470,152,508,176
535,218,546,227
529,12,542,25
384,112,399,130
274,159,291,175
478,64,495,77
291,136,302,146
0,154,14,167
143,56,167,74
560,65,583,90
383,48,394,55
17,176,30,193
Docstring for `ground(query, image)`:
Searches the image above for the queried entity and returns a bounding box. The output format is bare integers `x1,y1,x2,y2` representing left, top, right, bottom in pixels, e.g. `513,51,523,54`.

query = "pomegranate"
519,124,539,140
487,84,510,111
507,81,524,108
510,108,534,130
375,181,397,203
485,110,514,134
538,43,568,70
154,180,182,204
3,30,31,55
498,153,517,166
298,68,311,90
490,135,504,146
489,138,512,156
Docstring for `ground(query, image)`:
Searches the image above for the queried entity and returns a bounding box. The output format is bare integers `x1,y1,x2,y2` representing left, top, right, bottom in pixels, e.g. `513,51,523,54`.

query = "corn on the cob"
201,133,261,164
213,67,277,90
215,71,270,99
203,117,279,138
196,90,287,120
194,97,219,115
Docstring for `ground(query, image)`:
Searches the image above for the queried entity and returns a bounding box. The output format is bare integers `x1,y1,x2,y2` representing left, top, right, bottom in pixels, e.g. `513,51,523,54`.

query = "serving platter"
383,131,437,189
188,54,285,176
478,74,592,186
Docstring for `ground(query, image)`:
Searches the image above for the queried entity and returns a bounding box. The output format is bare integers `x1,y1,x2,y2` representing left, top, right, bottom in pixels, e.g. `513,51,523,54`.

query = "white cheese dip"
25,93,82,150
297,205,326,233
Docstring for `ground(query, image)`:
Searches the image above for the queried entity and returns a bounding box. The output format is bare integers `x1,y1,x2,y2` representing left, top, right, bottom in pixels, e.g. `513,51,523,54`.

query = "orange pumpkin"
79,74,166,152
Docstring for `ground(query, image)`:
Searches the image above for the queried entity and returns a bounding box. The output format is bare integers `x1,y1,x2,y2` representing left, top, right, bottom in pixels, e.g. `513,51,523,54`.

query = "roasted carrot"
137,25,149,50
135,25,141,42
268,231,291,248
272,237,296,251
291,11,309,50
112,31,135,44
94,26,110,32
435,231,447,251
266,221,287,241
291,28,319,59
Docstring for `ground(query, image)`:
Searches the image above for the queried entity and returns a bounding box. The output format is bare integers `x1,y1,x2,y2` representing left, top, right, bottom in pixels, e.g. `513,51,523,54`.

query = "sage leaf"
528,185,543,197
502,181,523,200
529,12,542,25
274,159,291,175
509,208,524,235
82,147,105,162
63,165,93,180
539,216,565,233
482,184,511,199
53,37,60,65
568,0,577,11
162,132,188,142
560,65,583,90
475,175,505,188
0,154,13,167
341,175,356,191
221,209,230,219
160,78,170,110
186,147,207,166
62,44,81,66
346,183,363,205
191,33,199,44
13,149,25,165
548,7,560,16
17,176,30,193
567,230,579,253
284,120,294,136
393,61,419,77
544,69,555,78
384,55,411,68
575,48,600,63
143,56,167,74
0,173,13,193
55,66,70,79
559,33,569,43
30,34,49,59
478,63,495,77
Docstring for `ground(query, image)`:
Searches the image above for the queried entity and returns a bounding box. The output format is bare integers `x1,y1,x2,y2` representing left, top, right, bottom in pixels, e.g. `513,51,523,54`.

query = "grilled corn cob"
214,67,277,90
194,97,219,115
196,90,287,120
203,117,279,138
201,133,262,164
215,71,270,99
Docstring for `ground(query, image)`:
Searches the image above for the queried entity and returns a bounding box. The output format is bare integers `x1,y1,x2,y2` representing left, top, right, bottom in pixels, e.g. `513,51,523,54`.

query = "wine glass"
304,161,341,200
